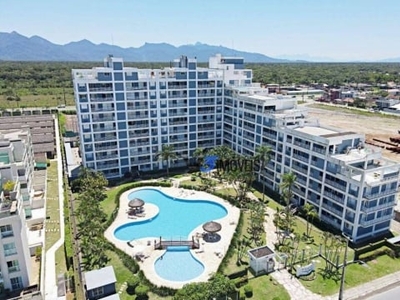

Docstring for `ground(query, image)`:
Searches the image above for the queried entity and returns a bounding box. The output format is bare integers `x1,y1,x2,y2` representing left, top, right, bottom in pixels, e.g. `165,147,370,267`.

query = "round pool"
155,246,204,281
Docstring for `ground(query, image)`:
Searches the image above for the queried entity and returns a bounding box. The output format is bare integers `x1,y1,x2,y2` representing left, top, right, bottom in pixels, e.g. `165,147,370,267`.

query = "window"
7,260,20,273
4,242,17,256
0,224,13,238
10,277,23,290
92,286,104,297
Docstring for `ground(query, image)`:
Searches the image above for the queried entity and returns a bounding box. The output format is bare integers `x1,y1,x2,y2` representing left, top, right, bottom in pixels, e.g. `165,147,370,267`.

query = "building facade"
0,129,35,294
73,55,400,242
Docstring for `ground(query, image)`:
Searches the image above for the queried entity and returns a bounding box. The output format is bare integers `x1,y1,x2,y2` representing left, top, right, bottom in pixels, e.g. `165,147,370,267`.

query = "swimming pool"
155,246,204,281
114,188,227,241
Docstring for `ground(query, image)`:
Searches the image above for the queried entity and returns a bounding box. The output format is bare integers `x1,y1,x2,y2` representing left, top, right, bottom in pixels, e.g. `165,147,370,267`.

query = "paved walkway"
44,117,66,300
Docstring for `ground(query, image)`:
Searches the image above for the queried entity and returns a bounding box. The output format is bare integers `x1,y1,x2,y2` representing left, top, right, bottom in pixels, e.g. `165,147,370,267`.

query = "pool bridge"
154,237,200,250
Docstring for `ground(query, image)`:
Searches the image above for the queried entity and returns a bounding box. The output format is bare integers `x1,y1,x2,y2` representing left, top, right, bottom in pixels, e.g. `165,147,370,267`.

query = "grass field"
45,159,61,250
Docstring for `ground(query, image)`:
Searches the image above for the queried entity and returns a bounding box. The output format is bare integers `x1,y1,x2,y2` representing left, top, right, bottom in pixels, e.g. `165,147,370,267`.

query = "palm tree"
280,172,297,207
254,145,272,204
193,147,206,168
157,144,177,177
303,203,319,237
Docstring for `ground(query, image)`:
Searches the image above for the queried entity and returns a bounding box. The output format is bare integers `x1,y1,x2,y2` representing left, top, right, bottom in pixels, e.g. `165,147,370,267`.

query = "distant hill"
0,31,287,62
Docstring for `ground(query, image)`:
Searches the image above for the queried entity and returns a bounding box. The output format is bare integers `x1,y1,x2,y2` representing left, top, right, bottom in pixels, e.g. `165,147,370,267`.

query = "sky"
1,0,399,61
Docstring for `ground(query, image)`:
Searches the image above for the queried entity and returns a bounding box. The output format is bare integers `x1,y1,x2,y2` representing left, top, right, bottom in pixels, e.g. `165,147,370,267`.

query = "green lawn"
45,159,61,250
0,92,75,109
241,275,290,300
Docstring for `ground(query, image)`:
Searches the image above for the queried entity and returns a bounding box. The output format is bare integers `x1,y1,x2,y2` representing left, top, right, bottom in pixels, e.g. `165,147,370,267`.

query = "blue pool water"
114,188,227,241
155,246,204,281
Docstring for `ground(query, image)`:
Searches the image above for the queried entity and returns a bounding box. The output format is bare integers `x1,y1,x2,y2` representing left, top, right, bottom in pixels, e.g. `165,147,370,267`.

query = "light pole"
339,234,351,300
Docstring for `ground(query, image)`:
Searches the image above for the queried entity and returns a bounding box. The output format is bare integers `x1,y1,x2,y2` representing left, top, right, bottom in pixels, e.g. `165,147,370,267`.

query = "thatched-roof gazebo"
202,221,222,234
128,198,145,209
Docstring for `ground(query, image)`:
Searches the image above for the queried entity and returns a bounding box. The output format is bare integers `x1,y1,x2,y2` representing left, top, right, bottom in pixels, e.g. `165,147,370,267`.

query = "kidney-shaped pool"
114,188,227,241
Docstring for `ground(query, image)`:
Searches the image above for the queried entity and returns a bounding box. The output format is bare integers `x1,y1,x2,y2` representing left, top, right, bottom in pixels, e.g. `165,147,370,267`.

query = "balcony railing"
360,213,394,227
90,97,114,102
92,116,115,122
323,191,345,204
322,203,343,218
361,201,396,213
363,189,398,200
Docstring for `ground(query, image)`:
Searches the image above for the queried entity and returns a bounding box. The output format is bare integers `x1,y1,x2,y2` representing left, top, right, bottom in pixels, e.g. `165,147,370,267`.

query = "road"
366,285,400,300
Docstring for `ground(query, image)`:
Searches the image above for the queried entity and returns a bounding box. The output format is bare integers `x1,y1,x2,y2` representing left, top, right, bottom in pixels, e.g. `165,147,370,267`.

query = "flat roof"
294,126,337,137
84,266,117,290
100,294,121,300
248,245,274,258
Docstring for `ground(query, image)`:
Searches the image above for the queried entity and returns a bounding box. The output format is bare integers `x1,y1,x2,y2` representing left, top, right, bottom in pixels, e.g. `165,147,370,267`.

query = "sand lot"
307,106,400,163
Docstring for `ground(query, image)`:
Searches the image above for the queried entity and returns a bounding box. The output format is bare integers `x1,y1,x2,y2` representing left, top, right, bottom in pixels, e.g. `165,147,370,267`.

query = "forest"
0,61,400,108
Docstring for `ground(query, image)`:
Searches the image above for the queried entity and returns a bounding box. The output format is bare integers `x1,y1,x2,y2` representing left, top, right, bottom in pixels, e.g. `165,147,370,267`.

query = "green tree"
157,144,177,177
254,145,272,204
303,203,319,237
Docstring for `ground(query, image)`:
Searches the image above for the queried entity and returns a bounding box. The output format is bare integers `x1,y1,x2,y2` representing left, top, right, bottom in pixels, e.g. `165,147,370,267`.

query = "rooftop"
248,245,274,258
294,126,337,137
84,265,117,290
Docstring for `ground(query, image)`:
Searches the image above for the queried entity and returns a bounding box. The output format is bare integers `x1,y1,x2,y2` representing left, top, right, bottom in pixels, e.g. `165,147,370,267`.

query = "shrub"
135,284,149,297
243,285,253,297
239,290,246,300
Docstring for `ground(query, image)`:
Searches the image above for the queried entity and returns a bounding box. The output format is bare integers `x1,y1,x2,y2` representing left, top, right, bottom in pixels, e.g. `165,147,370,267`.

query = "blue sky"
1,0,399,61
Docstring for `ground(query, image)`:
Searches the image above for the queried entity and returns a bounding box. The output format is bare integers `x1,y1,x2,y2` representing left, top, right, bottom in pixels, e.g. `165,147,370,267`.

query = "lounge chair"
128,215,137,219
136,213,146,218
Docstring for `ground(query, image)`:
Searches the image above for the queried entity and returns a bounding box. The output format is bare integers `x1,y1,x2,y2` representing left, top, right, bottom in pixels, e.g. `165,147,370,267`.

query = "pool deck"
104,186,240,289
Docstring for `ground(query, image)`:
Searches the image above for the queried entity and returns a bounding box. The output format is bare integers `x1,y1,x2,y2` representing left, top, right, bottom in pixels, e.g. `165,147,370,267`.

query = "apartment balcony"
243,115,255,122
0,198,18,219
91,106,114,112
294,141,311,150
131,150,151,156
170,128,188,134
198,126,214,131
325,179,347,192
92,116,115,122
320,215,341,229
169,112,187,117
197,110,215,115
323,190,345,204
93,127,116,132
130,141,151,147
128,114,149,120
129,131,149,138
128,124,148,129
90,97,114,102
198,92,215,97
89,87,113,92
363,188,398,200
126,85,147,91
312,147,326,154
360,213,394,227
97,163,119,169
127,105,148,110
322,203,344,218
95,144,118,151
361,201,396,213
170,120,187,125
291,164,308,174
198,100,215,106
296,177,307,186
198,142,214,148
133,159,151,164
93,135,117,142
96,153,119,160
169,102,187,107
198,134,215,140
293,154,309,163
243,125,255,132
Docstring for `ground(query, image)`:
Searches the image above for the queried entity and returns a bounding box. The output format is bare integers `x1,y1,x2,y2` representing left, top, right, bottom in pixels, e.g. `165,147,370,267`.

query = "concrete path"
44,116,66,300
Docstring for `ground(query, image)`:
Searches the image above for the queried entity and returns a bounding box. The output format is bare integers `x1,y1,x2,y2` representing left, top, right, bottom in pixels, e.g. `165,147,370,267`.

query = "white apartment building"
73,55,400,242
0,129,35,294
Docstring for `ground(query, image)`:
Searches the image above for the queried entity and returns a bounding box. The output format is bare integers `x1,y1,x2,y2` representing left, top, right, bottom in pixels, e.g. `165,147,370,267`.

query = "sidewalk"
44,117,66,300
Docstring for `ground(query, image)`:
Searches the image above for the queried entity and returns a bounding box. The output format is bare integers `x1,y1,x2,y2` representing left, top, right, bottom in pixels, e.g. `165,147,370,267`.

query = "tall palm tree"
280,172,297,207
157,144,177,177
303,203,319,237
254,145,272,204
193,147,206,168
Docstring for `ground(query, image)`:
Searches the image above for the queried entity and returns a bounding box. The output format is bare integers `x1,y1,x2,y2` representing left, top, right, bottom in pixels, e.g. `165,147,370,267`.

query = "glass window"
10,277,23,290
3,242,17,256
7,260,20,273
92,287,104,297
0,224,13,238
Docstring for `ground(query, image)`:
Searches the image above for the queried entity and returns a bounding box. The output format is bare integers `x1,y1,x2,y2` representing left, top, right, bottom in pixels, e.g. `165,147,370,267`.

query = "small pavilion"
248,245,275,276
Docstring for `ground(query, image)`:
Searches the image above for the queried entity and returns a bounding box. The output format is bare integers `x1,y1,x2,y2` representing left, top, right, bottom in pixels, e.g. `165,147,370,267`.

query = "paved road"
366,285,400,300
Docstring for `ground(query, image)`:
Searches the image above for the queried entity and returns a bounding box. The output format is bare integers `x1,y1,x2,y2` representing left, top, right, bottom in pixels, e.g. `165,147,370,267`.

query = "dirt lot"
307,106,400,163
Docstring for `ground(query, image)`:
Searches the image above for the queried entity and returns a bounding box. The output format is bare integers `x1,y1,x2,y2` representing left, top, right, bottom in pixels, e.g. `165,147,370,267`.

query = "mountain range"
0,31,286,62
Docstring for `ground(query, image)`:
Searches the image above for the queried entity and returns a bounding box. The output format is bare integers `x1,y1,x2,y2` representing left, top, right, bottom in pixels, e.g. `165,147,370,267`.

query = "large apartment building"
0,129,35,294
72,55,400,242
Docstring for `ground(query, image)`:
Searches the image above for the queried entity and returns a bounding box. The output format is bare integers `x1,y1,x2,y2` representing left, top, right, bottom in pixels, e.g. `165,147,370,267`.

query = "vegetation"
74,168,109,271
157,144,178,177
